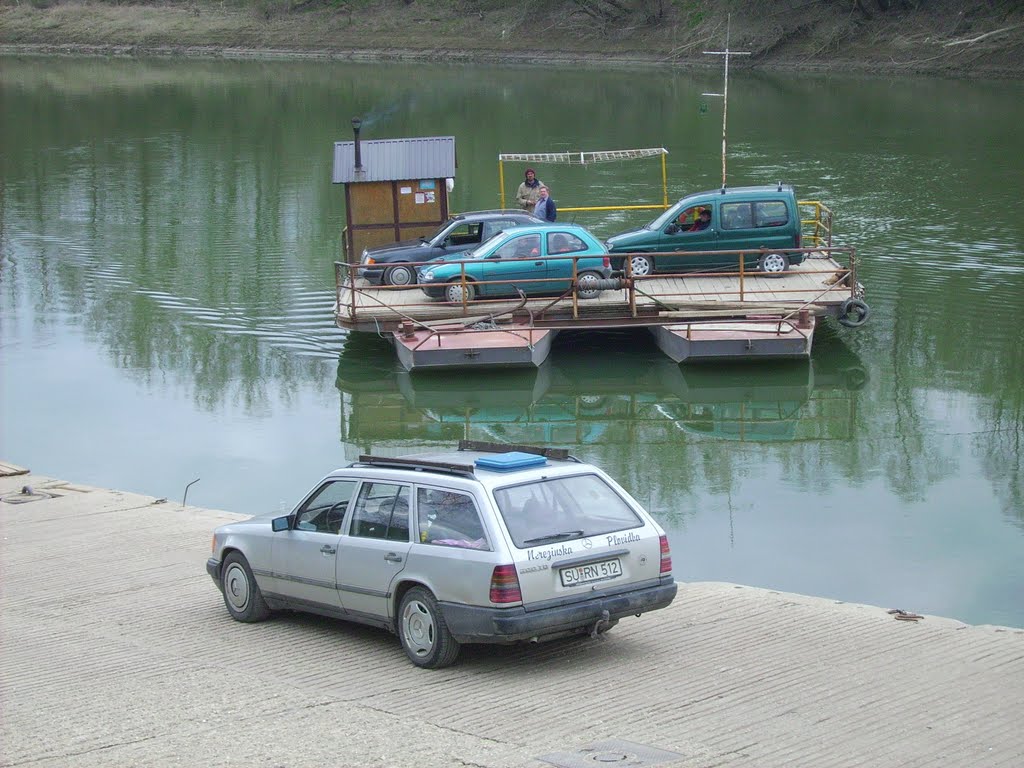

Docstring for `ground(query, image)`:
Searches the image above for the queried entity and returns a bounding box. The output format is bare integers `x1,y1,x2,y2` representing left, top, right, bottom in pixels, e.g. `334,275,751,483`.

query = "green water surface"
1,56,1022,627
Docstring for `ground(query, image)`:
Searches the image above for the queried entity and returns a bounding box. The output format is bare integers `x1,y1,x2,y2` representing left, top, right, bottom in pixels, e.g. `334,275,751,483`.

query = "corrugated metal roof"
332,136,456,183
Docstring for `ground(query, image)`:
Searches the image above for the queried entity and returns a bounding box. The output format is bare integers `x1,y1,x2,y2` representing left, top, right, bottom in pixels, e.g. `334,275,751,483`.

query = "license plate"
560,558,622,587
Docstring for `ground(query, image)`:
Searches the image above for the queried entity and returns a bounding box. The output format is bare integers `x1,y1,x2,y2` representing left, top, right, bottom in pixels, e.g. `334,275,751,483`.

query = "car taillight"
489,564,523,604
795,233,801,248
602,256,610,268
659,535,672,574
364,257,376,265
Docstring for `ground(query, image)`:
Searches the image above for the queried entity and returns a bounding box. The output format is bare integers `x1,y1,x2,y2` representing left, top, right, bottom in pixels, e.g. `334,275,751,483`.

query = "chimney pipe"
351,116,363,171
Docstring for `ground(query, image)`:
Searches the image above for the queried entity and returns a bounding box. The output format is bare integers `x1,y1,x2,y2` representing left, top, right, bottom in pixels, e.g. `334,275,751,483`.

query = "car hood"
426,251,475,265
366,238,430,257
219,512,277,532
604,228,651,251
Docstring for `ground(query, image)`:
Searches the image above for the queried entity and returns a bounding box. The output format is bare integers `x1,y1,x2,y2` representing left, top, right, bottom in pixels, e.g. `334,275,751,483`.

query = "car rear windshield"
492,473,644,549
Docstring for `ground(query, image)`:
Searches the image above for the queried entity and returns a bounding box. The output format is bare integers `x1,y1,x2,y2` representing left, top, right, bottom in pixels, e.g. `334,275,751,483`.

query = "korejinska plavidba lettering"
526,532,642,562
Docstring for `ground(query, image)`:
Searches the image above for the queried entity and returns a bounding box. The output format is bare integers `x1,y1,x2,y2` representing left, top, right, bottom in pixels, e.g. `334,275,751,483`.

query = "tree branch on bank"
943,24,1022,47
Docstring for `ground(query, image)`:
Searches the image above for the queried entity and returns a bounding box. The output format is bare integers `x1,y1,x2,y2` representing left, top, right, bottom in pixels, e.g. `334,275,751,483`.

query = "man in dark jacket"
534,185,557,222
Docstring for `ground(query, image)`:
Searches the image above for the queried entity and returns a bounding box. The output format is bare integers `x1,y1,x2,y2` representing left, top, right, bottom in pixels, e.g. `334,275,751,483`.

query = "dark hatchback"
359,210,543,286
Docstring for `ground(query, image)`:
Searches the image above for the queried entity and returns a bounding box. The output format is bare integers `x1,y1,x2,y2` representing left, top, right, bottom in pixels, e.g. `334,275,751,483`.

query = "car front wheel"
221,552,271,623
384,264,416,286
398,586,461,669
445,281,476,303
757,253,789,275
627,254,653,277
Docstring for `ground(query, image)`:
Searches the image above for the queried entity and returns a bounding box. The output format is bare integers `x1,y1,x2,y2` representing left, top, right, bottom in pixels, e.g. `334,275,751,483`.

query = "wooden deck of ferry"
333,247,865,369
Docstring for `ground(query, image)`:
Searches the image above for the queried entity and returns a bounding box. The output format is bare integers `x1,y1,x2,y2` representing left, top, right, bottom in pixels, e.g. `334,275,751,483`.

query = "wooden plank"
335,256,857,330
0,461,30,477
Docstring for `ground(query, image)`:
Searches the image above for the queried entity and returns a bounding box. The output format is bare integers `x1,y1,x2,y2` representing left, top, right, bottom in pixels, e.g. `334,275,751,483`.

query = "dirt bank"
1,0,1022,78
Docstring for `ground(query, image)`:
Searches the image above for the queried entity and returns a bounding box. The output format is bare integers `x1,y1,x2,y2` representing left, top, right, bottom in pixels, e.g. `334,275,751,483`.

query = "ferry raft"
333,233,867,371
331,136,869,371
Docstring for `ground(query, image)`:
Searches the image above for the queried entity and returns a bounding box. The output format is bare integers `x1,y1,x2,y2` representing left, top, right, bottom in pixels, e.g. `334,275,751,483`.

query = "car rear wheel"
384,264,416,287
757,253,789,275
221,552,271,623
398,586,461,669
576,270,604,300
627,254,653,277
445,281,476,303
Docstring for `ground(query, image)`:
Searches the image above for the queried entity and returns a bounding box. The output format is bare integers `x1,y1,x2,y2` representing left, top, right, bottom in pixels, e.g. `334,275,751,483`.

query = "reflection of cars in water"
334,331,867,450
206,442,677,669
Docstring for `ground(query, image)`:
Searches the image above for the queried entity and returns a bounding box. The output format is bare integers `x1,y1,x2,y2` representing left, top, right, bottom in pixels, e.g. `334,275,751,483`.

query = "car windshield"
460,232,515,260
427,221,458,246
492,474,643,549
646,203,688,231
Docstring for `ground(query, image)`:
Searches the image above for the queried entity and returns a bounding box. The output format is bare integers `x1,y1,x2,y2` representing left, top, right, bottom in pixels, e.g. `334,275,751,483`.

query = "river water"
2,56,1022,627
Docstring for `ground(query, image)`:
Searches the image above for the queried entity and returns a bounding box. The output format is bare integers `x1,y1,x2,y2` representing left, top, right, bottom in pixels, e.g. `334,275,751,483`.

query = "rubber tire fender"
837,298,871,328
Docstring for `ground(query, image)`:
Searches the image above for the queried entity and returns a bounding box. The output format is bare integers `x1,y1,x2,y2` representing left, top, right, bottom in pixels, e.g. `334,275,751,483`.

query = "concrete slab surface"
2,469,1022,768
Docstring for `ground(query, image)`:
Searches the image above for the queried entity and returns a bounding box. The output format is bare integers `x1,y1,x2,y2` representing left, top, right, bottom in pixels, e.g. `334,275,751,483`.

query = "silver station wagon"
206,441,677,668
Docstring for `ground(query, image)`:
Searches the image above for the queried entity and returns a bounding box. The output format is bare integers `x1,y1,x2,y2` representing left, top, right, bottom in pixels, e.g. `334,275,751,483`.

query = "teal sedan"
418,224,612,303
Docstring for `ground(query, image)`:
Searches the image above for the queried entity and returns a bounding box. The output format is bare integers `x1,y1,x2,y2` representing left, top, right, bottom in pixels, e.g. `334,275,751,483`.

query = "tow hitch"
590,609,611,638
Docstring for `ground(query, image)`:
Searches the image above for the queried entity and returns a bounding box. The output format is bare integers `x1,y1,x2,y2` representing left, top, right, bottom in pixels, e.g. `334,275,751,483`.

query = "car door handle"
320,545,337,555
534,261,544,266
384,553,403,563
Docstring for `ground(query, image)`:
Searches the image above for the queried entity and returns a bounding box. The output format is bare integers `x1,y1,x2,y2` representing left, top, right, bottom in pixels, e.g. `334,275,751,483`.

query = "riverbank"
2,463,1023,767
1,0,1022,78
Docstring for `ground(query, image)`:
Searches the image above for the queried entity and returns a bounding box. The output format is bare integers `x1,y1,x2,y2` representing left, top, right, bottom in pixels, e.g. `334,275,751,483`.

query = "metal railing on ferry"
333,244,858,331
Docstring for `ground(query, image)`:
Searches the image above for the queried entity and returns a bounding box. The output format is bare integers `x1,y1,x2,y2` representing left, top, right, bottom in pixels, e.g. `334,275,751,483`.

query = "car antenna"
702,14,750,188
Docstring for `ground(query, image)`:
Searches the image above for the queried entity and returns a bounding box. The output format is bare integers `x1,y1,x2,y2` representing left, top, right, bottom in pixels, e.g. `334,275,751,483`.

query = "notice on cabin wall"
419,180,436,190
415,193,425,204
400,186,412,195
425,191,435,203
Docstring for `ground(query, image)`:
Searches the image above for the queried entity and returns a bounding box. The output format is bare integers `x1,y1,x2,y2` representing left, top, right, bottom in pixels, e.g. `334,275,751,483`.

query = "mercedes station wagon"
605,184,805,276
206,441,677,669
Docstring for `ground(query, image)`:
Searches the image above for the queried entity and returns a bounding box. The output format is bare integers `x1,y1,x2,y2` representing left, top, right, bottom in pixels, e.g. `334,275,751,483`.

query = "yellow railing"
799,200,834,248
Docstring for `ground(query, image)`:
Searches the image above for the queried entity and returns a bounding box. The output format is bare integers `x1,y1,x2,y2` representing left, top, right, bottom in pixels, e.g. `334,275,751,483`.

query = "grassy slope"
0,0,1021,77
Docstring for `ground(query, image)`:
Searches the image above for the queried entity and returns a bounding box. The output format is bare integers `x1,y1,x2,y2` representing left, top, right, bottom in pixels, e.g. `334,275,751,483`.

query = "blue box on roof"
474,452,547,471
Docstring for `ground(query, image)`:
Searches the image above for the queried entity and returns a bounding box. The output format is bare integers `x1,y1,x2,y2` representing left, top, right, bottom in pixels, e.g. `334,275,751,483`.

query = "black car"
359,210,543,286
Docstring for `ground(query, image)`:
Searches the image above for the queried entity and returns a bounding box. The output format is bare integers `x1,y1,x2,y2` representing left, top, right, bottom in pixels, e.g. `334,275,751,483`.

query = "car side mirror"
665,224,680,235
272,515,293,532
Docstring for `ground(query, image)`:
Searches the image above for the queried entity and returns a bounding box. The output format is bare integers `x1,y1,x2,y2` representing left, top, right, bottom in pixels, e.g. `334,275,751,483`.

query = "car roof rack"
354,455,476,478
457,439,580,463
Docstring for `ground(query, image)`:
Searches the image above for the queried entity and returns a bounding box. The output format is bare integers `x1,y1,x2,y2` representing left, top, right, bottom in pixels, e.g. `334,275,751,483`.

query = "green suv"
605,184,804,276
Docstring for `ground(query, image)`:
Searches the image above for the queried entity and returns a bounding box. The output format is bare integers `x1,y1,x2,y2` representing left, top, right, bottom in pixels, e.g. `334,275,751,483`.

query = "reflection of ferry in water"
335,332,866,458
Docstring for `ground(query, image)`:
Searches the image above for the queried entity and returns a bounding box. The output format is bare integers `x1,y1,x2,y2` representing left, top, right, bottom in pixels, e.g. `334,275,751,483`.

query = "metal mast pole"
703,15,750,188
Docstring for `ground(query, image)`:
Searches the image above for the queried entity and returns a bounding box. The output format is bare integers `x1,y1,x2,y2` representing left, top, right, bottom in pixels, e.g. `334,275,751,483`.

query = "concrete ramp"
1,469,1021,768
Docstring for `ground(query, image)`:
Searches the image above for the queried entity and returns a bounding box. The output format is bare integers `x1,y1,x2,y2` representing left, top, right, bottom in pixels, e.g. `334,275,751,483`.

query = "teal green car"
419,224,613,303
605,184,805,276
